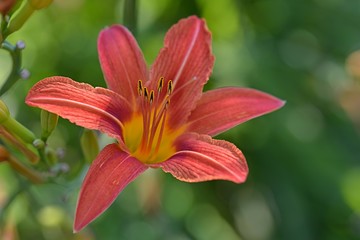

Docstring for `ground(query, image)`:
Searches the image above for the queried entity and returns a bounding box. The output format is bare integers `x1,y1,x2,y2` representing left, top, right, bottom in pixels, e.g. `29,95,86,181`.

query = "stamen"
167,80,173,95
154,105,168,154
136,77,173,160
143,87,149,101
165,98,170,109
150,96,169,135
139,87,151,153
151,77,164,114
157,77,164,92
149,90,154,104
146,95,170,155
138,80,143,96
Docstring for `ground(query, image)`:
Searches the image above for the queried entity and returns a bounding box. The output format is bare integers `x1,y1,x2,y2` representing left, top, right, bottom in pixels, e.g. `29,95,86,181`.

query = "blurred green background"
1,0,360,239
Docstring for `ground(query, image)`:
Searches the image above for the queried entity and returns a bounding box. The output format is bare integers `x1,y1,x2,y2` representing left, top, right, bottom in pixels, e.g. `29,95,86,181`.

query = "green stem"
123,0,138,36
0,41,23,96
1,15,7,42
38,146,50,167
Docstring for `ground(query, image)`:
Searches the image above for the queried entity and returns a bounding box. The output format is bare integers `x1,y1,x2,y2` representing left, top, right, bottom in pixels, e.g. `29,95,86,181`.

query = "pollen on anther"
149,90,154,104
167,80,173,95
138,80,143,96
144,87,149,101
157,77,164,92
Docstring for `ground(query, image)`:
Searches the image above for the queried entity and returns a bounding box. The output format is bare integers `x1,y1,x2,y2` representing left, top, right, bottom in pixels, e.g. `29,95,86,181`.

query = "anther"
144,87,149,101
157,77,164,92
149,91,154,104
138,80,143,96
167,80,173,95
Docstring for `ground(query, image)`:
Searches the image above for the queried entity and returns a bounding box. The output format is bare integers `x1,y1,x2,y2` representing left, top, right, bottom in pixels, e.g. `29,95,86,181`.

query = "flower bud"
5,1,34,35
33,138,45,149
80,129,99,164
28,0,53,10
40,109,58,140
0,99,10,123
0,145,10,162
0,0,16,16
0,99,35,144
20,69,31,79
16,40,26,49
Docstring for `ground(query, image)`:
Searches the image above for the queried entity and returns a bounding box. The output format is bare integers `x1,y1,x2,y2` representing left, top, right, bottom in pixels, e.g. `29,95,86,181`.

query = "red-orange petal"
154,133,248,183
187,87,285,136
149,16,215,129
74,143,147,232
26,77,132,143
98,25,148,106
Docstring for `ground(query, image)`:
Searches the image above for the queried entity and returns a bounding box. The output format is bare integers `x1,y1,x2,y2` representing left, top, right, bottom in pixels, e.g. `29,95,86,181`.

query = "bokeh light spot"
37,205,65,227
342,168,360,213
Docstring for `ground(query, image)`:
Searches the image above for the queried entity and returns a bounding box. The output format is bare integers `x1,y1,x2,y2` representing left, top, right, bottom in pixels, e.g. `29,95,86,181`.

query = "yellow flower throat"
123,78,183,164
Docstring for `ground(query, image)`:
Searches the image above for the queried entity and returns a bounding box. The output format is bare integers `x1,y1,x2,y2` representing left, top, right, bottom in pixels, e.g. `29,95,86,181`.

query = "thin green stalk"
0,41,24,96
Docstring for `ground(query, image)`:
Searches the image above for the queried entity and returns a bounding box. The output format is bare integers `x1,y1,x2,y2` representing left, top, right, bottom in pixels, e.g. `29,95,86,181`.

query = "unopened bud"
28,0,53,10
0,100,35,144
32,139,45,149
16,40,26,50
5,1,34,35
20,69,30,79
0,146,10,162
80,129,99,164
40,110,58,140
0,99,10,123
0,0,16,16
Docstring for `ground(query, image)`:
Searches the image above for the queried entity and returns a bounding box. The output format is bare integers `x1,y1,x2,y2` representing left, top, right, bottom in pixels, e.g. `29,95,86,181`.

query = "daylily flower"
26,16,284,232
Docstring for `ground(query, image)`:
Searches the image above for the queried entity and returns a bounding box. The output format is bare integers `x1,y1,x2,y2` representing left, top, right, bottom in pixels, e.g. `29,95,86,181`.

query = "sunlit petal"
154,133,248,183
26,77,132,142
98,25,148,106
187,87,285,136
74,144,147,232
149,16,215,128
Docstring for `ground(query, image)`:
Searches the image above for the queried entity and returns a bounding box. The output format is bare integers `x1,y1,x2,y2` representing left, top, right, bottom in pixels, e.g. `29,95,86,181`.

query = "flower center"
123,77,182,164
